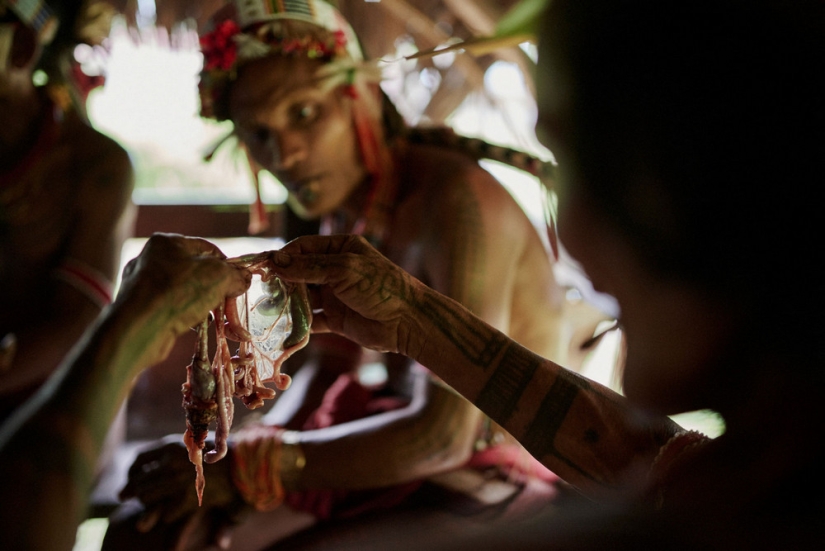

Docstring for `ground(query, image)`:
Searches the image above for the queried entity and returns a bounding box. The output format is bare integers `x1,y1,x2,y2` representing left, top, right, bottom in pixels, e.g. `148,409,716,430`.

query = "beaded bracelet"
231,425,287,511
230,425,307,510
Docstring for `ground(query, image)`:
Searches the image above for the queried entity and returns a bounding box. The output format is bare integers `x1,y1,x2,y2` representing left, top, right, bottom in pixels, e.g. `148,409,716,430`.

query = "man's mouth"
297,185,318,203
285,176,319,204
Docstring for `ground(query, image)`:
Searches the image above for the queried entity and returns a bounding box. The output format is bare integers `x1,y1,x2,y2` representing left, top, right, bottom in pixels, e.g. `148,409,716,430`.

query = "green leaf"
495,0,552,40
401,0,550,62
402,35,531,60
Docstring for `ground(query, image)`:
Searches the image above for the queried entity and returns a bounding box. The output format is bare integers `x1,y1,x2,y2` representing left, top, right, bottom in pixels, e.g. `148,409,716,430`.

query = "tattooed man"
104,0,613,549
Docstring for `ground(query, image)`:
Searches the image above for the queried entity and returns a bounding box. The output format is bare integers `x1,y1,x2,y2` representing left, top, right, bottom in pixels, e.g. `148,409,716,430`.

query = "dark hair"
542,0,825,360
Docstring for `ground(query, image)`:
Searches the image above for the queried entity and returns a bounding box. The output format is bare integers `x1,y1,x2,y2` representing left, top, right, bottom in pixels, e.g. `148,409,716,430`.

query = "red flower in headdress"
334,29,347,49
282,38,303,54
332,29,349,56
200,20,241,71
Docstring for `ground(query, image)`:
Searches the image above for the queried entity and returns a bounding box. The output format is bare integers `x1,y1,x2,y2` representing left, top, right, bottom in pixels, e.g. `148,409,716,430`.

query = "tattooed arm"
287,162,537,489
271,234,682,500
0,234,249,550
413,301,678,498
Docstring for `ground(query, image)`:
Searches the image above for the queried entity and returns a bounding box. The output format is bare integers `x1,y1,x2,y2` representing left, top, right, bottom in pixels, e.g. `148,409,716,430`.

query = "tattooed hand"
266,234,427,358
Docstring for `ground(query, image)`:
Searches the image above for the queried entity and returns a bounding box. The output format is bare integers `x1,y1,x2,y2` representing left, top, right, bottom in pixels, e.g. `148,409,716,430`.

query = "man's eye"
293,104,318,123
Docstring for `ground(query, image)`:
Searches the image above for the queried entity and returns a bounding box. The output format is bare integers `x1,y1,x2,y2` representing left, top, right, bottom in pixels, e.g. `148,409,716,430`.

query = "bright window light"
87,17,287,206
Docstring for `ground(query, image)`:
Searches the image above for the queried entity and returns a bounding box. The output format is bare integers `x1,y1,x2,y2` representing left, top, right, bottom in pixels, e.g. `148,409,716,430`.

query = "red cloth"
467,444,559,486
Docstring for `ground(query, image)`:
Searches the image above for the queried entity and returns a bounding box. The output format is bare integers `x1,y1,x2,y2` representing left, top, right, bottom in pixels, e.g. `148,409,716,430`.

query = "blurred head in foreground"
535,0,825,414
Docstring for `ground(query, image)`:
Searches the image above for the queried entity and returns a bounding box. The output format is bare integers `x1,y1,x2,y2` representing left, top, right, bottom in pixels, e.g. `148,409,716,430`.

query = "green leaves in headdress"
403,0,550,61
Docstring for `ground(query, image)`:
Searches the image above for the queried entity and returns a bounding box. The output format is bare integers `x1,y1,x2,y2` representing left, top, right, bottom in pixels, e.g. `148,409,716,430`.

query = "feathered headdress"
199,0,387,237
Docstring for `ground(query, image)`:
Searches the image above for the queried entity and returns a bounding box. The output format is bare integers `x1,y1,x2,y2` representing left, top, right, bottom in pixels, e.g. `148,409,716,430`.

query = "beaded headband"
199,0,376,120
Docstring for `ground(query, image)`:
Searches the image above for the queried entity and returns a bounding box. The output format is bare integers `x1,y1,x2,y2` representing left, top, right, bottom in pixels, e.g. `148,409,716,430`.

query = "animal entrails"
181,252,312,504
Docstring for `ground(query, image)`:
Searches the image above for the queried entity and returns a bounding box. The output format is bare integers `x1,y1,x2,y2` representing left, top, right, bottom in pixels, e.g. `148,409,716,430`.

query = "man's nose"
273,130,307,171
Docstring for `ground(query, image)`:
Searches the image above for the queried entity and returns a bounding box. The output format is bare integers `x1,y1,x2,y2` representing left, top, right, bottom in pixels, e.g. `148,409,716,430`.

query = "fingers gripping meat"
284,282,311,351
181,251,313,504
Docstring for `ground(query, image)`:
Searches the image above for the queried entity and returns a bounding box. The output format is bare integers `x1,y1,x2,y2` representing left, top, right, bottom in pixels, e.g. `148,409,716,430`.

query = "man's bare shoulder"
67,117,131,174
401,143,522,216
61,115,134,201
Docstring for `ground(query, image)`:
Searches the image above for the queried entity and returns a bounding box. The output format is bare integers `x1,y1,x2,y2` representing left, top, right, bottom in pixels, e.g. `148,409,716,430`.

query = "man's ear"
10,24,38,69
